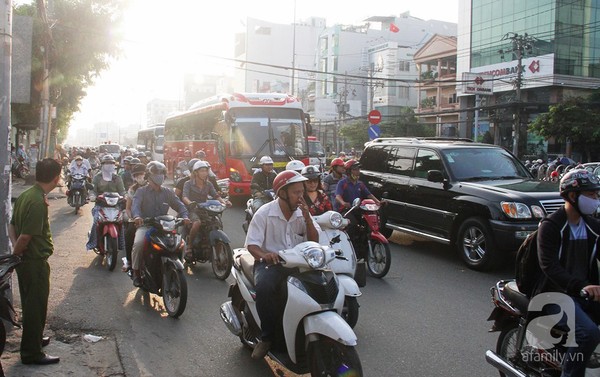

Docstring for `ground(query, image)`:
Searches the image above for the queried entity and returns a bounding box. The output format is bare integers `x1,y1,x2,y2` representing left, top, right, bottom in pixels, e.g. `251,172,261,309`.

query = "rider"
119,155,134,189
67,155,92,191
86,155,126,252
322,157,346,210
131,162,190,287
301,165,332,216
250,156,277,213
174,158,199,200
537,169,600,377
123,163,147,272
244,170,321,360
181,160,231,260
177,149,193,175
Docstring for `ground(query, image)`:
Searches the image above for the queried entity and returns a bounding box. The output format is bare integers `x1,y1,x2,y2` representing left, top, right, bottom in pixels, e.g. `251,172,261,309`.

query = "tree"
12,0,127,143
528,96,600,162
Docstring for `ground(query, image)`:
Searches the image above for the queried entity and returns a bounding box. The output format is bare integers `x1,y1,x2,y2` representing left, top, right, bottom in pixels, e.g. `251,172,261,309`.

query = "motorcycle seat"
239,254,256,287
504,280,530,314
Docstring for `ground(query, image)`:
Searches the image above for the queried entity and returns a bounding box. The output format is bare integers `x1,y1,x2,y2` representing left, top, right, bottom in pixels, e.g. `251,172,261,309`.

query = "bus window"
272,120,306,157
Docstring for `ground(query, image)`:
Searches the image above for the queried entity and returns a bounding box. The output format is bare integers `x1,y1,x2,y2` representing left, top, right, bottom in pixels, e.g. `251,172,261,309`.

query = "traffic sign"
368,110,382,125
368,125,381,140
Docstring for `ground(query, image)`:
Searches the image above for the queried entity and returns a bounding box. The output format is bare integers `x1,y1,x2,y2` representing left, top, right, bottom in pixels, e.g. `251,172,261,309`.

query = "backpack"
515,218,553,297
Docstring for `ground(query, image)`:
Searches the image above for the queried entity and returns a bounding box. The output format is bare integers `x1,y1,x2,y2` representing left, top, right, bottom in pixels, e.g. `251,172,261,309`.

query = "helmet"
301,165,321,180
195,150,206,159
183,149,192,157
344,159,360,170
559,169,600,196
101,155,115,164
123,156,133,164
537,159,543,164
145,151,152,158
273,170,308,196
146,161,167,176
187,158,200,172
130,157,141,164
135,152,146,159
74,155,83,161
331,157,345,168
193,160,210,172
131,163,146,175
286,160,305,172
259,156,274,165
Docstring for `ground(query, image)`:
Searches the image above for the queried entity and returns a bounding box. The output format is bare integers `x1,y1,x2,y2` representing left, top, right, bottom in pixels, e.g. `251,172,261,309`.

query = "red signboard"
368,110,382,124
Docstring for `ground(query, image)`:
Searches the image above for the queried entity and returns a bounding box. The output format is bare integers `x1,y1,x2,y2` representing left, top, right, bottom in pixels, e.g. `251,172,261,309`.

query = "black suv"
359,138,563,270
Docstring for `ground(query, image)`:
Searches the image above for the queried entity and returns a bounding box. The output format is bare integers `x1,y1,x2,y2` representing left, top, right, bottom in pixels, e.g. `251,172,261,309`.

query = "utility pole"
499,32,536,157
290,0,297,97
37,0,52,158
1,0,13,257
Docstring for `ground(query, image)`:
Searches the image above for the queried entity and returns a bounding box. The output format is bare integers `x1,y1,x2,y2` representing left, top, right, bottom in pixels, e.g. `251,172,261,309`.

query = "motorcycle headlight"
360,203,380,211
302,246,325,269
105,197,119,206
208,204,225,213
328,212,343,229
160,219,176,231
500,202,532,219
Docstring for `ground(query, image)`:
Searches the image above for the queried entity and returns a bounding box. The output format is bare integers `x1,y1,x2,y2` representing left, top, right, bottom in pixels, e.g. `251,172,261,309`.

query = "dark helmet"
146,161,167,176
559,169,600,197
130,157,141,164
101,155,115,164
123,156,133,164
187,158,200,172
301,165,321,180
131,163,147,175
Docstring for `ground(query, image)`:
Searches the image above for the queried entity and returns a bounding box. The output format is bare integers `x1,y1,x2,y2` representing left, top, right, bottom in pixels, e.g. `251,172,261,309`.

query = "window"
388,146,415,176
360,145,389,173
414,149,442,179
398,61,411,72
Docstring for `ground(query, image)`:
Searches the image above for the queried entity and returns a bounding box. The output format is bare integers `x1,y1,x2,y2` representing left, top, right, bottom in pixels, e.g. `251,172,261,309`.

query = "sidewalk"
10,177,67,201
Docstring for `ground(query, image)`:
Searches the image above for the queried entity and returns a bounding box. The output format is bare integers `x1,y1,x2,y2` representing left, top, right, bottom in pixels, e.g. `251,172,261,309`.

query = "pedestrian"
8,158,62,365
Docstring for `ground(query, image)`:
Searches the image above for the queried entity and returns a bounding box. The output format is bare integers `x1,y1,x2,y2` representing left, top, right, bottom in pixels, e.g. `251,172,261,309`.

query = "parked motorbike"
220,241,363,376
133,215,188,318
0,255,22,376
485,279,600,377
66,173,88,213
313,210,363,328
242,186,275,234
92,192,125,271
344,198,391,278
185,200,233,280
11,157,29,179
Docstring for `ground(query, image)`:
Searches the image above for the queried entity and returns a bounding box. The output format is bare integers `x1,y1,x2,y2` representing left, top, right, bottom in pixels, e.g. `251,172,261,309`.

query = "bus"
164,92,312,197
137,124,164,162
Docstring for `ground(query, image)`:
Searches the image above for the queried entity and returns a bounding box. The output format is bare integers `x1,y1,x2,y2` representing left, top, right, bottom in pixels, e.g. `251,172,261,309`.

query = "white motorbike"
313,210,363,328
220,241,363,377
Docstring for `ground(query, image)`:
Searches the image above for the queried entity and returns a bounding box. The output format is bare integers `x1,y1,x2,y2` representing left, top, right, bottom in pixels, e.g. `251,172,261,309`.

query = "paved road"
7,192,511,376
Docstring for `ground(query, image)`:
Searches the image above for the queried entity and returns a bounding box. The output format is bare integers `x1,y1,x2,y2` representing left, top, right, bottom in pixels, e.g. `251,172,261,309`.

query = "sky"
65,0,460,143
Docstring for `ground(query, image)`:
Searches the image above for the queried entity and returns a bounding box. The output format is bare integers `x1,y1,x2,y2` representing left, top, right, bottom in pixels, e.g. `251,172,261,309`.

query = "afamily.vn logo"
525,292,578,350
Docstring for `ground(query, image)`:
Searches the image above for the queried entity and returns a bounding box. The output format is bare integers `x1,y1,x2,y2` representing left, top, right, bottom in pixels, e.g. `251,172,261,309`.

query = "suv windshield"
98,144,121,154
442,147,531,181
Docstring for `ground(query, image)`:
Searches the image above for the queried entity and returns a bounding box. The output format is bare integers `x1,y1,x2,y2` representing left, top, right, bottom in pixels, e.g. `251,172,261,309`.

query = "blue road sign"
368,125,380,140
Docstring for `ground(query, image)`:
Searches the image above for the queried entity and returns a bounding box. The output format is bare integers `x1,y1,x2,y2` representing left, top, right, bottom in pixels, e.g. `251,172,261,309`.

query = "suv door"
405,148,455,240
359,145,391,200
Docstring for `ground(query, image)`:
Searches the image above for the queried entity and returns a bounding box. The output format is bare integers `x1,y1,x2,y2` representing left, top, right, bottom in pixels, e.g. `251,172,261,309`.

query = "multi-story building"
146,98,181,127
457,0,600,159
414,34,459,136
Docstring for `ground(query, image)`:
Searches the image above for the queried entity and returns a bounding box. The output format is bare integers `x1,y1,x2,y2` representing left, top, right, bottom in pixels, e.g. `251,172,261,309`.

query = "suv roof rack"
367,137,474,144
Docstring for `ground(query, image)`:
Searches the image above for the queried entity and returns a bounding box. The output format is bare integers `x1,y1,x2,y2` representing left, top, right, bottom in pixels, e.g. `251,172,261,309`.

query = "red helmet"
344,159,360,170
331,157,345,168
273,170,308,196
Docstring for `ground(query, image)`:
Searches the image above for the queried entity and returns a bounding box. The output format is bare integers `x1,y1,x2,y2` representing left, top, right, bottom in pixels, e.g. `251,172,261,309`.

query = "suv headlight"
531,205,545,218
302,246,325,269
500,202,532,219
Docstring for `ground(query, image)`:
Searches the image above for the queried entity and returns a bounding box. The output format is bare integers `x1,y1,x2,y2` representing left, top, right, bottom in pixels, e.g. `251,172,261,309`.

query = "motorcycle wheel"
105,236,118,271
366,240,391,278
307,336,363,377
496,325,520,377
212,241,233,280
341,296,359,328
162,265,188,318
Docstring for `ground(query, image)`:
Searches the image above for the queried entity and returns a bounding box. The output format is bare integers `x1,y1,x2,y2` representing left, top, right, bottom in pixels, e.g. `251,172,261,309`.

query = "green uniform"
10,184,53,363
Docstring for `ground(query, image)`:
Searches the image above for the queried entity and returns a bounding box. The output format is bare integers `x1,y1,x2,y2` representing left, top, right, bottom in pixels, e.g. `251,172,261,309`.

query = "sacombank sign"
471,53,555,92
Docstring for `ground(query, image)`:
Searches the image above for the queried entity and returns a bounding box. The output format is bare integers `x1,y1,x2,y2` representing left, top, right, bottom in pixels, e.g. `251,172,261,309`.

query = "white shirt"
245,199,321,254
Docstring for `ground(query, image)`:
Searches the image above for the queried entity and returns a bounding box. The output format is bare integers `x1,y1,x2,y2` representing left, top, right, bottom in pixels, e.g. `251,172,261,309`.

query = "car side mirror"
427,170,445,183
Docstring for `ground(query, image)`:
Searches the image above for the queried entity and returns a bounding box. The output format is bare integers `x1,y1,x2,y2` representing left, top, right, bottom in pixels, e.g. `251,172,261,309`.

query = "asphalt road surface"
39,195,510,377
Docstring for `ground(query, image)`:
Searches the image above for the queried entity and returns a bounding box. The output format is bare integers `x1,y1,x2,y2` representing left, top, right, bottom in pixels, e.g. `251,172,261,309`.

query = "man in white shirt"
244,170,321,360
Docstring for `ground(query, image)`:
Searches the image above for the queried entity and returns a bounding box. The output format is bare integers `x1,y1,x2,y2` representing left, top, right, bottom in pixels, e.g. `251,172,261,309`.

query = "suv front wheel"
456,217,498,271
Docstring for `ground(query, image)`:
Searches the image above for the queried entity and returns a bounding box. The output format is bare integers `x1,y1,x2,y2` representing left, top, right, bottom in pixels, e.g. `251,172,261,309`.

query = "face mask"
135,176,145,185
101,164,115,175
577,194,600,215
149,174,165,186
76,162,82,167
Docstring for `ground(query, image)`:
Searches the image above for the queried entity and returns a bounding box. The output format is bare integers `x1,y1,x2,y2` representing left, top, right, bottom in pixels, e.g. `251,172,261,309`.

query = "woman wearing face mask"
122,163,147,272
301,165,332,216
86,155,126,252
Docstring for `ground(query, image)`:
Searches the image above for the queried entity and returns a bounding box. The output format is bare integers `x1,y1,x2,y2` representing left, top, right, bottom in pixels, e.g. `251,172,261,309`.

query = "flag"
390,23,399,33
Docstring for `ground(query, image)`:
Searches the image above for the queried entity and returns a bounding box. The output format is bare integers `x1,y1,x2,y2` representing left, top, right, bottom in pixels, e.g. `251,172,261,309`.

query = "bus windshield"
308,140,325,157
229,108,306,157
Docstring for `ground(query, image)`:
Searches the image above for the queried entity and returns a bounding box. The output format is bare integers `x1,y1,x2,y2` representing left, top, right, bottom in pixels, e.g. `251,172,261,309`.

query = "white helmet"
286,160,305,172
259,156,274,165
193,160,210,172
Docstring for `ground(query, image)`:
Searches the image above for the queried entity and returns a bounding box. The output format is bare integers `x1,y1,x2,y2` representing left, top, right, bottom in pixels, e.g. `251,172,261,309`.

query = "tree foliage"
12,0,127,142
528,96,600,161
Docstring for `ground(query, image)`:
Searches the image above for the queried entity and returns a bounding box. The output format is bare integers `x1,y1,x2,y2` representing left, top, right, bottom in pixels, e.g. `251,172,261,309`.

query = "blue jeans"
86,205,125,251
561,298,600,377
253,261,295,341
